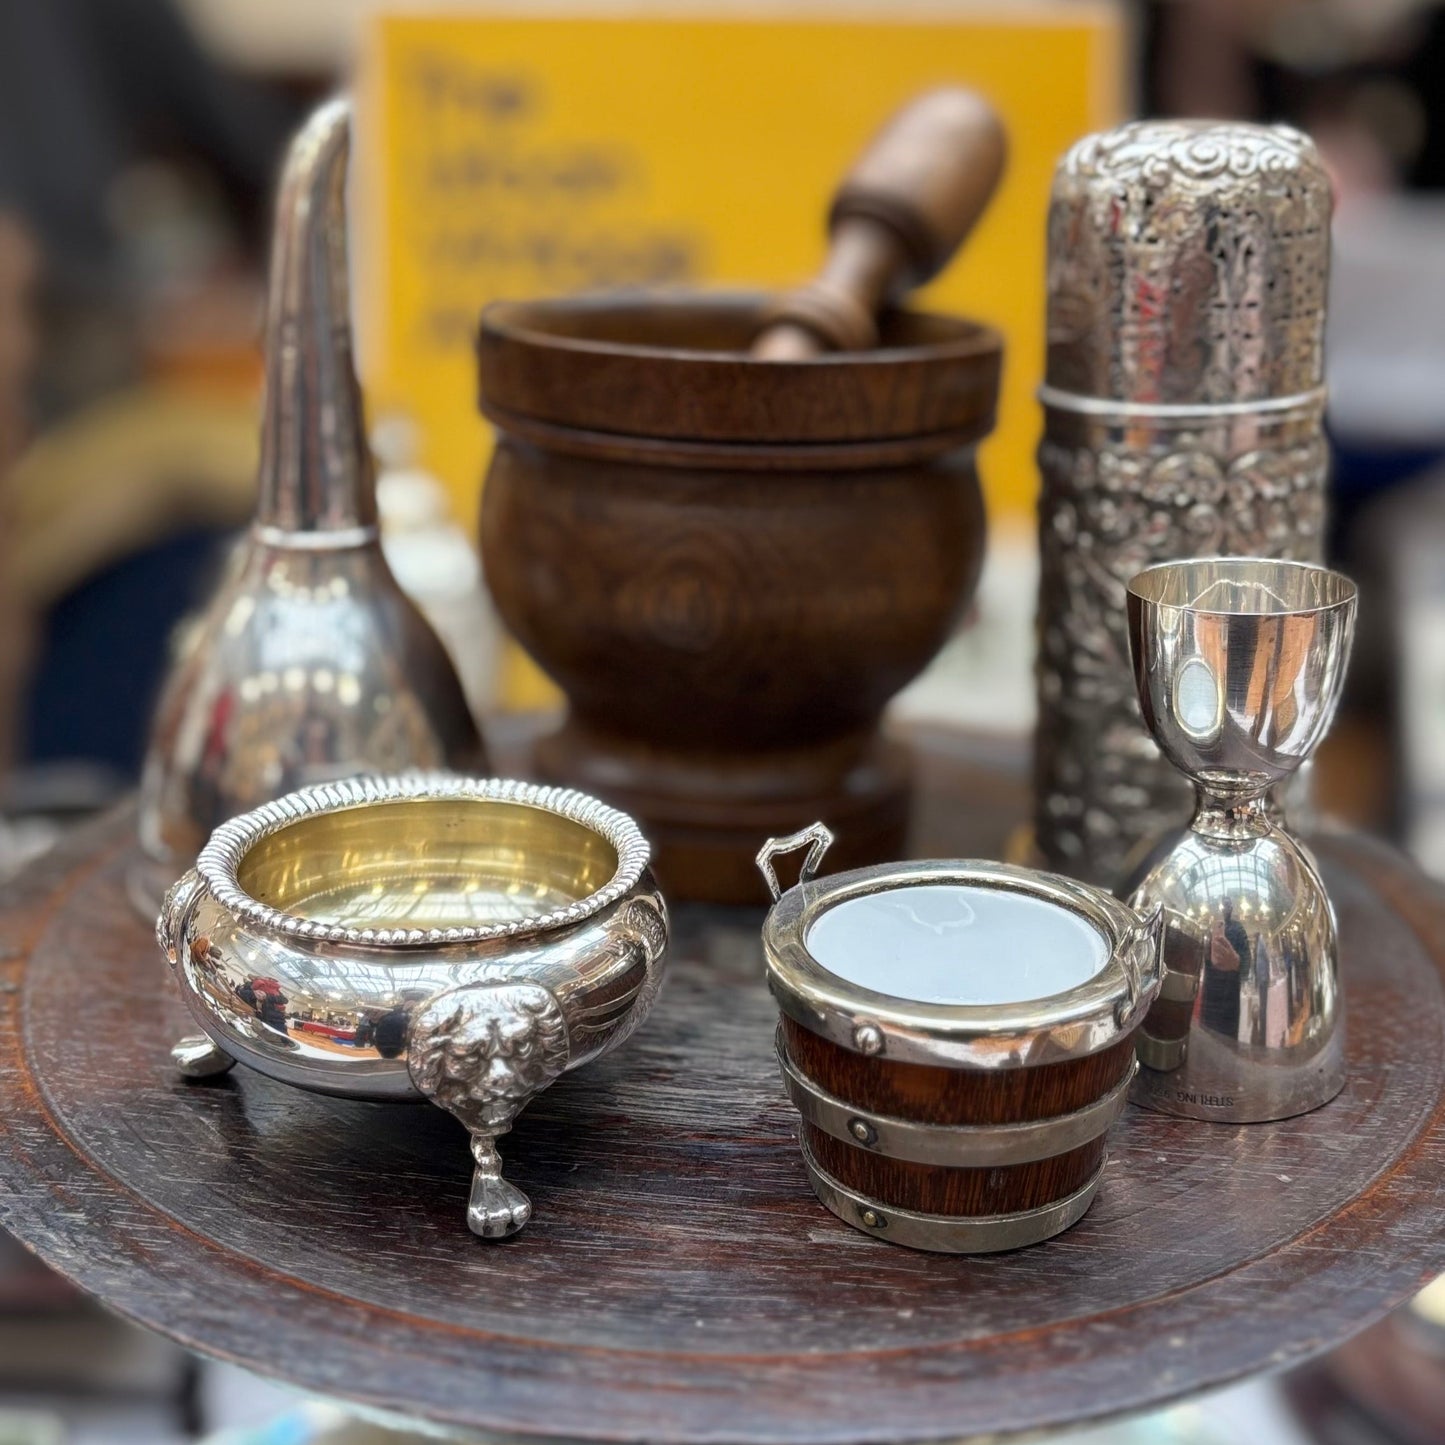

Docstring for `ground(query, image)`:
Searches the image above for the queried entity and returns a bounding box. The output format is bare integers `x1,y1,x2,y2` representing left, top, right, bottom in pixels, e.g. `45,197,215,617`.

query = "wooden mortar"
479,293,999,901
478,88,1005,902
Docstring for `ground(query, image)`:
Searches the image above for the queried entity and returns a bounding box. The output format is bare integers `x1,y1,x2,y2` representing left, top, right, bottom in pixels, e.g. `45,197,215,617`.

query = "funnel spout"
256,97,375,535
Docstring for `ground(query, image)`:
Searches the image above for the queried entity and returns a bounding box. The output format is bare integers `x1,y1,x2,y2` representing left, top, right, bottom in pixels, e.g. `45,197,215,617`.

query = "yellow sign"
357,9,1121,699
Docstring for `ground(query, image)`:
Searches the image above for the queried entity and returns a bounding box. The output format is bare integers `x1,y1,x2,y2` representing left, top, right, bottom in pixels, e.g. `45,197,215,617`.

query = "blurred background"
0,0,1442,1441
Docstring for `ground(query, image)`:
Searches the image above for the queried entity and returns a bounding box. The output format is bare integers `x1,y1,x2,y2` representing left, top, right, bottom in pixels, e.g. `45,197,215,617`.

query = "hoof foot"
172,1034,235,1079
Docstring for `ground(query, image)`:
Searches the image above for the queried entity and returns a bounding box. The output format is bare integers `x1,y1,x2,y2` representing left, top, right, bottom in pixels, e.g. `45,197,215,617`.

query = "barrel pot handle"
756,823,836,903
1116,900,1166,1022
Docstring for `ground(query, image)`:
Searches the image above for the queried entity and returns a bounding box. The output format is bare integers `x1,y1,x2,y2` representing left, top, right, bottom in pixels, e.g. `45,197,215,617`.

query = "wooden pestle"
752,88,1006,361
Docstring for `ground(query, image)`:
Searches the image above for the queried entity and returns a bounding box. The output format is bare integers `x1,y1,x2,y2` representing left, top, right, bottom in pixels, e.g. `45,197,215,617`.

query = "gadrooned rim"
194,774,650,948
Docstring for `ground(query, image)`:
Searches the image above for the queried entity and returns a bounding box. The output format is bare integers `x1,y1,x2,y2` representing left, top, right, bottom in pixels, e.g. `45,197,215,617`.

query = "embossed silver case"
156,775,669,1238
1034,121,1333,884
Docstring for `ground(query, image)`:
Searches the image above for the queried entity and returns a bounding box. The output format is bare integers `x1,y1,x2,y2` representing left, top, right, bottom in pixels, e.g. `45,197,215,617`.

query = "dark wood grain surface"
0,726,1442,1444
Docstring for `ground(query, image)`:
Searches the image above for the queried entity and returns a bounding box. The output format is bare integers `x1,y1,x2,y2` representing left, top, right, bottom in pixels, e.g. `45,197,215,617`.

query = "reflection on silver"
156,775,669,1238
1125,558,1357,1122
133,99,484,917
1034,121,1333,885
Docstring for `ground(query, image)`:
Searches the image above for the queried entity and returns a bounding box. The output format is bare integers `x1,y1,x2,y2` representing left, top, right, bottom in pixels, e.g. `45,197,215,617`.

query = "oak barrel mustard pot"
758,825,1164,1252
478,90,1006,903
133,98,484,918
156,775,668,1238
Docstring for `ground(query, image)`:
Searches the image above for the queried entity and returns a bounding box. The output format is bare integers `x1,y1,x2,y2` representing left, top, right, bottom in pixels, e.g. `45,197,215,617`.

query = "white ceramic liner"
805,882,1110,1007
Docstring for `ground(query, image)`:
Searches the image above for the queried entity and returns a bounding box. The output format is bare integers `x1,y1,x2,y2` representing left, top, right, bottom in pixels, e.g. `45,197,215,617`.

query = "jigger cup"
1124,558,1357,1123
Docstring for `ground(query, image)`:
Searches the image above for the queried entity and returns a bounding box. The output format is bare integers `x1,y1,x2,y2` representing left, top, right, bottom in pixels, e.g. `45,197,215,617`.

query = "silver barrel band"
778,1028,1136,1168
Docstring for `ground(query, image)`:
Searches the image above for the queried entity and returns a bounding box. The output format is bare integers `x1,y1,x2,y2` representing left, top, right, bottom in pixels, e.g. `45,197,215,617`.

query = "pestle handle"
752,88,1006,361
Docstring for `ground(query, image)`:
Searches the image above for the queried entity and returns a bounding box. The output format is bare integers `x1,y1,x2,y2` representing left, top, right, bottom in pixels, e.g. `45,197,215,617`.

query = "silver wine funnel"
1124,558,1356,1123
132,99,485,916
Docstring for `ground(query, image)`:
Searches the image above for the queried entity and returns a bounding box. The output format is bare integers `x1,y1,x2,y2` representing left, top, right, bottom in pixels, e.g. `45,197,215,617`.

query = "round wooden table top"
0,727,1442,1444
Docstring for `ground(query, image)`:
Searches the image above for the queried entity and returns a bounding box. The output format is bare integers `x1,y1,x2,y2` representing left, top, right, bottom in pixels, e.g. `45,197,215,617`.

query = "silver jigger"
1124,558,1357,1123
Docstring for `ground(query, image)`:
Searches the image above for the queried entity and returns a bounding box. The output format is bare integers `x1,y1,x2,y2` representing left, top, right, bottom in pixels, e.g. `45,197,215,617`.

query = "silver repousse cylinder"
1034,120,1332,885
